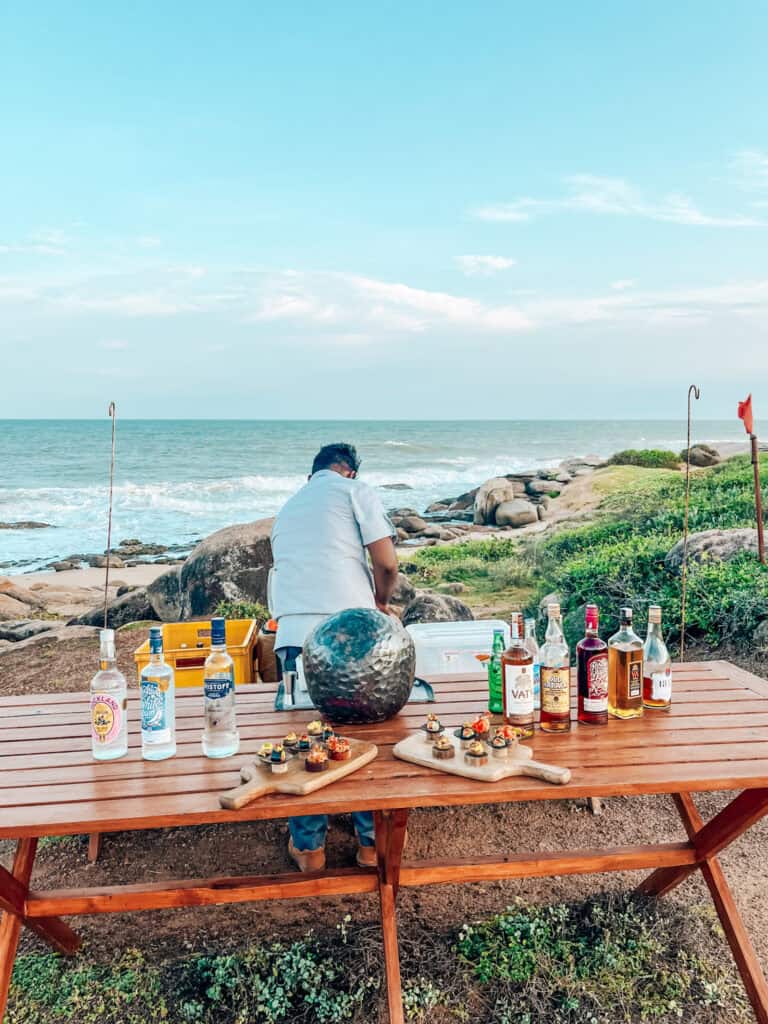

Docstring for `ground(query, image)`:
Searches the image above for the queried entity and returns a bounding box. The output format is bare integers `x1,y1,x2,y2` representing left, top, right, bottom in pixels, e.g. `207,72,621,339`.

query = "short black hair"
311,442,361,475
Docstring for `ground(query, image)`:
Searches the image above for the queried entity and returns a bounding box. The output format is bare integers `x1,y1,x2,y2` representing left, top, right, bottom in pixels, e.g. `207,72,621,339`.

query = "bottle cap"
547,603,561,617
585,604,599,630
648,605,662,624
620,606,633,622
149,626,163,653
211,617,226,645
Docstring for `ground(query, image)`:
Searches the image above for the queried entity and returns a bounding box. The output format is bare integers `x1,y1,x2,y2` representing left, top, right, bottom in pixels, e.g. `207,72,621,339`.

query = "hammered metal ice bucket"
302,607,416,724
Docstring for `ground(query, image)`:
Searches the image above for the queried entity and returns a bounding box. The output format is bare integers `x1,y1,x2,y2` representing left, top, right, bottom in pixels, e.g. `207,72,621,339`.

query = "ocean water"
0,419,748,573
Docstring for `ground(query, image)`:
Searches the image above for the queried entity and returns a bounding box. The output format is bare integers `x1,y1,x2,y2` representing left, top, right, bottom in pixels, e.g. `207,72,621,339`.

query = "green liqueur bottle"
487,628,505,715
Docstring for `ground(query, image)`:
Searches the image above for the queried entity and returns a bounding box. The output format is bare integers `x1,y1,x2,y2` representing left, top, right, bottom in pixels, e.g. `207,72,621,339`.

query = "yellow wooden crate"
134,619,257,687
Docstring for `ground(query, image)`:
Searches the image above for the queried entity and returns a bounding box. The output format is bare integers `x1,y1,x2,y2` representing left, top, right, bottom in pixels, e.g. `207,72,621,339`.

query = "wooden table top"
1,660,767,839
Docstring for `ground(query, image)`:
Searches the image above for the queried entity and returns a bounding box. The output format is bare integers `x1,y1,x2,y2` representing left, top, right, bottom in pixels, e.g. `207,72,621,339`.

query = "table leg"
374,810,409,1024
88,833,103,863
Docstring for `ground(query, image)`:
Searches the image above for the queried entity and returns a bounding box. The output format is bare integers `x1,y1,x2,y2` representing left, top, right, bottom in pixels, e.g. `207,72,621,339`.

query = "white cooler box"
406,620,510,679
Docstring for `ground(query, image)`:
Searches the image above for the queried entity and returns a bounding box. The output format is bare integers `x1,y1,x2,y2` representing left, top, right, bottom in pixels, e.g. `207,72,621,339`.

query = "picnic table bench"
2,659,768,1024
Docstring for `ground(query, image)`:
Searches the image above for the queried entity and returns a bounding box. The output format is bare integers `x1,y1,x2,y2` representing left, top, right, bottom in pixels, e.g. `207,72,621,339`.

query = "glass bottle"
524,617,541,710
487,628,505,716
90,628,128,761
577,604,608,725
608,607,644,719
202,617,240,758
501,612,534,737
539,603,571,733
141,626,176,760
643,605,672,710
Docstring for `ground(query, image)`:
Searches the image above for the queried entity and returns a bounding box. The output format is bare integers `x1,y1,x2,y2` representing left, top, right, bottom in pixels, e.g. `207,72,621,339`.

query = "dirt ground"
1,630,767,989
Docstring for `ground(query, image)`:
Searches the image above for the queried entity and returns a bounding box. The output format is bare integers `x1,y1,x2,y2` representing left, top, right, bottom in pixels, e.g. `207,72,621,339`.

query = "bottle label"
541,667,570,714
91,693,122,745
628,660,642,699
584,652,608,712
141,678,171,743
204,674,234,700
504,663,534,716
650,669,672,702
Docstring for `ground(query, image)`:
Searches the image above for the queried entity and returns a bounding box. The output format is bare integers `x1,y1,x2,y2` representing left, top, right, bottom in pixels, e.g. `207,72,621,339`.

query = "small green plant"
213,600,269,626
608,448,681,470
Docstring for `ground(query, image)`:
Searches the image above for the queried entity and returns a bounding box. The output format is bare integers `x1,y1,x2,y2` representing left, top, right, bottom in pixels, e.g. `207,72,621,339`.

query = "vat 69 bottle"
202,617,240,758
577,604,608,725
608,607,644,719
501,612,535,737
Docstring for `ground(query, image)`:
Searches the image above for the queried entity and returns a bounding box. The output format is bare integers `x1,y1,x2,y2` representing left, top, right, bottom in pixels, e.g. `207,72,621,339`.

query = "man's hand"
368,536,399,616
376,599,398,618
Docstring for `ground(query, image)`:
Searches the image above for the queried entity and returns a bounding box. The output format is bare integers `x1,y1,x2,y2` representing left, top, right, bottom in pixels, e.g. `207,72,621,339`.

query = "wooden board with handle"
393,732,571,785
220,738,378,810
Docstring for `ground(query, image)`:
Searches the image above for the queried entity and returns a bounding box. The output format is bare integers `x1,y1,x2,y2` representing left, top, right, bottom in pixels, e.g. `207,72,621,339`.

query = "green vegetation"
607,448,681,470
407,454,768,649
9,899,747,1024
213,599,269,626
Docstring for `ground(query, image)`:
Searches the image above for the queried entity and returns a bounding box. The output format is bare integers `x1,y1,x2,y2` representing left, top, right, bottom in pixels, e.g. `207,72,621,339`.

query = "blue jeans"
278,645,375,852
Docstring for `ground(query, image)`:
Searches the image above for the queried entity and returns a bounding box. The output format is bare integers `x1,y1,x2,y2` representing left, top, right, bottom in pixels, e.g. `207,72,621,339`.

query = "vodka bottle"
524,617,541,709
486,628,505,715
202,617,240,758
608,607,644,719
643,605,672,710
90,628,128,760
501,612,534,737
539,603,571,733
141,626,176,760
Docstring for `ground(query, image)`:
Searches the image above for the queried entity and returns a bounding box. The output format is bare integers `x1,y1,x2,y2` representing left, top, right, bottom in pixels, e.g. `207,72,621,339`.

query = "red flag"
738,394,754,435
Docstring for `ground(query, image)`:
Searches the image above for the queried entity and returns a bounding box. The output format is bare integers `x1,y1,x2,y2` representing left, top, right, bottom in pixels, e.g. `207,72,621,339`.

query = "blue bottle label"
141,678,170,742
204,675,234,700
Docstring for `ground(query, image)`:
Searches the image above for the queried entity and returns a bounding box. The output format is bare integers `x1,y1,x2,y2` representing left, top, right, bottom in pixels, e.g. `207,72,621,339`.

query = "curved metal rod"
103,402,117,630
680,385,701,662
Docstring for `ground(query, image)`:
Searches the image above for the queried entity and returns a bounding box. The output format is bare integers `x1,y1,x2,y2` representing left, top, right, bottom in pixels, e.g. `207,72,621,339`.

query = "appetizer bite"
454,721,476,749
283,731,299,750
422,712,444,743
432,734,456,760
490,732,510,758
307,720,324,742
471,715,491,740
322,723,336,743
270,744,288,774
258,741,274,759
305,744,329,772
465,739,489,767
326,736,351,761
297,733,312,753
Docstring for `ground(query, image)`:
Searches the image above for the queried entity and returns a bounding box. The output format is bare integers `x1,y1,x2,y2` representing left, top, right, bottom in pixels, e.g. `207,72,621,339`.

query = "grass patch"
608,448,681,470
9,897,749,1024
213,600,269,627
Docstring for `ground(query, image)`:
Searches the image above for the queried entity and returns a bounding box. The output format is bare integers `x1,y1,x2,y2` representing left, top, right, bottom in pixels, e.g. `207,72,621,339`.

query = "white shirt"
270,470,395,649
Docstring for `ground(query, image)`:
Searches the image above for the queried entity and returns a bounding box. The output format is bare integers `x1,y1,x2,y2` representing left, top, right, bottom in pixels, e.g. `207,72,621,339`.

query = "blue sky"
1,1,767,418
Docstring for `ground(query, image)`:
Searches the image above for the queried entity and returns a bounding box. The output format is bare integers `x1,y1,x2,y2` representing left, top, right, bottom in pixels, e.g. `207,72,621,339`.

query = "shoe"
356,843,377,868
288,838,326,873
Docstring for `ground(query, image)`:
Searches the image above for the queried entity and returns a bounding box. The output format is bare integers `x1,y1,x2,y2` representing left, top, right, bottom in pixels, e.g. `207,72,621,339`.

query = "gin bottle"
524,618,541,709
202,617,240,758
608,607,644,719
539,603,571,733
486,628,505,715
643,605,672,710
141,626,176,760
90,628,128,761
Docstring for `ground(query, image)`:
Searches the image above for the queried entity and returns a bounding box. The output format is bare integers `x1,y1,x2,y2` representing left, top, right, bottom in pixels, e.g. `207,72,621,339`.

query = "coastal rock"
147,568,183,621
390,573,416,611
425,502,449,514
560,455,604,476
88,554,126,569
753,619,768,651
435,582,467,595
681,444,721,468
395,528,409,542
50,561,79,572
381,483,413,491
0,594,33,621
116,539,170,557
75,587,159,629
473,477,526,525
494,498,538,528
396,515,428,534
0,577,45,609
179,517,274,617
537,504,549,520
0,521,52,529
400,592,474,627
0,620,59,643
527,479,564,496
665,529,759,574
0,624,100,655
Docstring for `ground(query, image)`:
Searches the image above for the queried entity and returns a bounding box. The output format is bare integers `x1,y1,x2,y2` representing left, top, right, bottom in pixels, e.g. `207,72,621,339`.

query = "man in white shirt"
271,442,398,872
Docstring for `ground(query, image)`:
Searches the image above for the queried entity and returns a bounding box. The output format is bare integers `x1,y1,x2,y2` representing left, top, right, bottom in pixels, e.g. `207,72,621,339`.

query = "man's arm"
367,537,398,615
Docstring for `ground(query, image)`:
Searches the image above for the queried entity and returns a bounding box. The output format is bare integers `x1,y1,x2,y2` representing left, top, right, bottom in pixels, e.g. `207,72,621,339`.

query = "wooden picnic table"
2,659,768,1024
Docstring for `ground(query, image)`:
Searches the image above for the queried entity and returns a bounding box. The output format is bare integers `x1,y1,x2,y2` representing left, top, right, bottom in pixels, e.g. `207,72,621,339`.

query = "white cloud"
611,279,636,291
474,173,766,228
457,254,517,276
731,150,768,192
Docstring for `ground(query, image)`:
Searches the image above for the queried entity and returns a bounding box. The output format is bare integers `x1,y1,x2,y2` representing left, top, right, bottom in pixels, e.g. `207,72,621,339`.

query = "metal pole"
680,385,700,663
751,433,765,565
103,402,117,629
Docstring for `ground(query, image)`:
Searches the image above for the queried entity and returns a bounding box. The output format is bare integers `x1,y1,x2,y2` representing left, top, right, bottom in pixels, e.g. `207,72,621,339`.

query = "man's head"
311,442,361,478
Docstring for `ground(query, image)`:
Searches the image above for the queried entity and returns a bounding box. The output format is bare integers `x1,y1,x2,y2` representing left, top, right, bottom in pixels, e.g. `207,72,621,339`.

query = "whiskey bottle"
501,612,534,738
643,605,672,710
577,604,608,725
608,607,644,719
539,603,571,733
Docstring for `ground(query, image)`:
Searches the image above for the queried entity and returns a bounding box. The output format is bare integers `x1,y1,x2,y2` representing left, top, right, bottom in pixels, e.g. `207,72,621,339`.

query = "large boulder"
0,594,33,621
665,528,759,574
495,498,538,528
401,592,474,626
389,572,416,612
680,444,721,468
526,479,564,496
0,620,58,642
395,515,428,534
179,518,273,618
0,577,45,610
75,587,159,629
474,477,526,525
147,568,182,621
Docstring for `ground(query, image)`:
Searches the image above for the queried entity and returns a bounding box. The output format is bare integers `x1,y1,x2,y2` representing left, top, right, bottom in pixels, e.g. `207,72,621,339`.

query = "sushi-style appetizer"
297,733,312,753
454,722,476,749
327,736,351,761
270,745,289,774
432,735,456,760
307,720,324,742
490,732,510,759
471,715,491,740
322,724,335,743
258,741,274,759
283,731,299,750
465,739,489,767
421,712,444,743
305,745,329,773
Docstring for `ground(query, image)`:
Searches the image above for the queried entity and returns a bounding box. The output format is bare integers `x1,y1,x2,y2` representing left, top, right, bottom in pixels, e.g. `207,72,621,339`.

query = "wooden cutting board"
220,738,378,810
393,732,571,785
